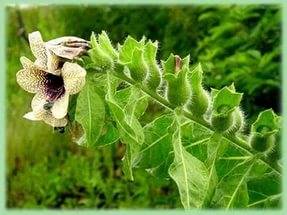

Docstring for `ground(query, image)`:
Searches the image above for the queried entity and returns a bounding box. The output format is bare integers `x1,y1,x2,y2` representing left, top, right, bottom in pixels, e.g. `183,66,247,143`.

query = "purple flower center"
44,73,65,101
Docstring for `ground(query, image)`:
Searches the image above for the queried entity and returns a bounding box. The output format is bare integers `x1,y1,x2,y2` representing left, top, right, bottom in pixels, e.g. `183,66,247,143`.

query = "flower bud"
165,66,190,107
211,108,234,132
250,132,275,152
227,108,245,134
163,54,191,107
211,87,242,132
126,48,148,82
118,36,145,64
144,41,161,90
186,63,210,117
98,31,118,60
88,32,114,71
249,109,279,153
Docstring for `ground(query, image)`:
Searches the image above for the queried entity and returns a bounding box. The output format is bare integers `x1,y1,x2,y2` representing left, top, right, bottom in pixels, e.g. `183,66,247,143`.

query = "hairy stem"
111,71,281,175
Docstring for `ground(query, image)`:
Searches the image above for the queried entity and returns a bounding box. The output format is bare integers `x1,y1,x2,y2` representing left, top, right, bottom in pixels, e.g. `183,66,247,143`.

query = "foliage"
196,5,281,119
6,5,281,209
71,31,282,209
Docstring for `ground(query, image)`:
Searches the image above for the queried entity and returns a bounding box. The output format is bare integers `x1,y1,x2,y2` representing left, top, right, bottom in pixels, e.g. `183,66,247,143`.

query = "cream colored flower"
17,31,87,127
28,31,89,75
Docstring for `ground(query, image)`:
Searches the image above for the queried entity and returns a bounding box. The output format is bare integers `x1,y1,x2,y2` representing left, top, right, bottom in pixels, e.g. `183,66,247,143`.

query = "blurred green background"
6,5,281,208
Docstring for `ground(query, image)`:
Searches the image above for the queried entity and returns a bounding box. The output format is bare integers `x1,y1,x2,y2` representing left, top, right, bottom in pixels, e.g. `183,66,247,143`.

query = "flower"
28,31,89,74
16,31,88,127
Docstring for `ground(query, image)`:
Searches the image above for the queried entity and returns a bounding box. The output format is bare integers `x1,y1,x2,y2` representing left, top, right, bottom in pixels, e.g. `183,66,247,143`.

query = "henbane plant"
17,31,282,209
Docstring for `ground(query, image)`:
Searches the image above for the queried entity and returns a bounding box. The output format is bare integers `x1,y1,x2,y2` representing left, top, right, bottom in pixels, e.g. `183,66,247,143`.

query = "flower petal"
42,113,68,127
23,111,42,121
51,93,69,119
16,58,46,93
47,50,61,75
62,62,86,94
30,93,68,127
20,56,34,69
31,93,47,112
46,36,89,60
28,31,47,70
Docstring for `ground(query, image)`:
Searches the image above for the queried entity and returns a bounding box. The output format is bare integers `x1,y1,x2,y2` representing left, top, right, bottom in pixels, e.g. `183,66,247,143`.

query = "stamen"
54,127,65,133
43,100,54,110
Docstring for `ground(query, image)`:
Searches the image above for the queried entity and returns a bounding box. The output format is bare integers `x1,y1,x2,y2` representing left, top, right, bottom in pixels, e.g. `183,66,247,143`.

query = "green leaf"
115,86,148,119
168,114,210,209
90,31,98,49
189,63,204,87
75,76,105,147
96,121,119,146
248,194,281,208
124,86,149,120
148,152,173,179
137,114,174,169
106,73,144,180
186,63,210,116
211,158,255,208
248,169,281,208
181,121,212,161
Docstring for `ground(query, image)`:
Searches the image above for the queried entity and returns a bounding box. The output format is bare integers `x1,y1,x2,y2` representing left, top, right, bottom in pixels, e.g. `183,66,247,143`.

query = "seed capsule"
187,63,210,117
250,132,275,152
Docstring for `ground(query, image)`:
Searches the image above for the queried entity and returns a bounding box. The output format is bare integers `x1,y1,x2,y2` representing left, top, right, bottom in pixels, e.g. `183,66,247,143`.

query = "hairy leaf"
211,158,255,208
75,76,105,147
168,114,210,209
137,114,174,169
106,74,144,180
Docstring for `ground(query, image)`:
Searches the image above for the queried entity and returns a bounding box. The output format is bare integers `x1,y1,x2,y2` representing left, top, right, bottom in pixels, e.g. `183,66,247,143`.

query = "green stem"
110,71,281,175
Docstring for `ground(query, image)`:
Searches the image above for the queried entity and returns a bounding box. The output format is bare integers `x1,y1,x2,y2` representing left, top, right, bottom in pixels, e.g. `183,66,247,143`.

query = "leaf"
148,152,174,179
143,40,162,90
211,158,255,208
248,194,281,208
181,121,212,161
137,114,174,169
124,86,149,120
247,165,281,208
168,113,210,209
106,73,144,180
75,75,105,147
115,86,148,120
96,121,119,146
188,63,204,87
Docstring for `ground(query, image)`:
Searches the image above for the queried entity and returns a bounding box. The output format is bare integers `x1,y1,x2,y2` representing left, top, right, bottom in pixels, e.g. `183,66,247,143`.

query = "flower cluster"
16,31,89,127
